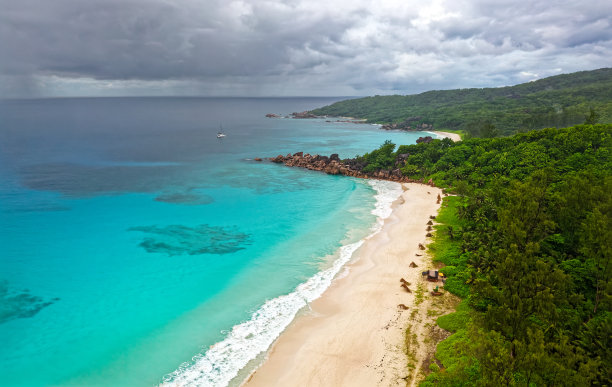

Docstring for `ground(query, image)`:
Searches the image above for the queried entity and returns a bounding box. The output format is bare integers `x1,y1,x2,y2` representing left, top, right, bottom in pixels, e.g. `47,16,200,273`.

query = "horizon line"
0,95,365,101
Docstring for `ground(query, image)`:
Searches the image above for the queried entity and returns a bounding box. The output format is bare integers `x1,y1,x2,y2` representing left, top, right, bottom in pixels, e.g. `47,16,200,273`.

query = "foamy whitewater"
161,181,402,387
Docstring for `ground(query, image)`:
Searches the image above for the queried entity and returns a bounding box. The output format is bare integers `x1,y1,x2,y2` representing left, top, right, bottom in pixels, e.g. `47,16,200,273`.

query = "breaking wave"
161,180,403,387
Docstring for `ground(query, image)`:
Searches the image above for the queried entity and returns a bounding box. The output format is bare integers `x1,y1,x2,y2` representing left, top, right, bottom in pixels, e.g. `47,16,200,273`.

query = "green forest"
311,68,612,136
353,124,611,385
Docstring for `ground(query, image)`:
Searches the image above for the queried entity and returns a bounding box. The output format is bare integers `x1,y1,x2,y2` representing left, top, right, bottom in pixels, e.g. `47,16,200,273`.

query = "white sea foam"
161,180,403,387
368,180,404,228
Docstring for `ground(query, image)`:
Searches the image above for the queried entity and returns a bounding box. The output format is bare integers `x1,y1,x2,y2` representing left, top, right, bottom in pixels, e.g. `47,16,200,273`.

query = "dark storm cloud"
0,0,610,96
1,0,199,79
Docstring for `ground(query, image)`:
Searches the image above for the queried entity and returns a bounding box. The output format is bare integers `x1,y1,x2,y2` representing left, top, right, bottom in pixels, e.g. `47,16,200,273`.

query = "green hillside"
311,68,612,136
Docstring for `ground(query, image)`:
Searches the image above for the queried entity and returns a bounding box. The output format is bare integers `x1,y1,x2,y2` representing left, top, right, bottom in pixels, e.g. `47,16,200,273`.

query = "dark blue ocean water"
0,97,429,386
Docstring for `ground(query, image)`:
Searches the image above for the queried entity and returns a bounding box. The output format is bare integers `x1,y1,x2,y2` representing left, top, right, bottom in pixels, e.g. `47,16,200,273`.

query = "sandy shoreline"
243,183,449,387
431,131,462,142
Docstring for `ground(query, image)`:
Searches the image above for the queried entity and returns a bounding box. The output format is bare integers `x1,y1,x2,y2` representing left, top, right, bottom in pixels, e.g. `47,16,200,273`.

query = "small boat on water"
217,125,227,138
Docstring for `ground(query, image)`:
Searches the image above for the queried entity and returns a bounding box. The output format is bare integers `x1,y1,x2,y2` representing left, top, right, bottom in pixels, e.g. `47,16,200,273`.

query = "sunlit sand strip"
244,183,444,386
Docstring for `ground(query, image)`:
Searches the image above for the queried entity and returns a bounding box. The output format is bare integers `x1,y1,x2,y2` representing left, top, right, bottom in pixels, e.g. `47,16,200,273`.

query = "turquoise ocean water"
0,98,430,386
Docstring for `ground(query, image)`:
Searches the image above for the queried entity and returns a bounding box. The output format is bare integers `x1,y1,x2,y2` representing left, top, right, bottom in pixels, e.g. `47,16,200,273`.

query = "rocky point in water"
416,136,434,144
291,111,318,119
267,152,436,186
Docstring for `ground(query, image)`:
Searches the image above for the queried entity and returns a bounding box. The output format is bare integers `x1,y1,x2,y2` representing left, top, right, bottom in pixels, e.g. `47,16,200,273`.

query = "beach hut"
422,270,439,281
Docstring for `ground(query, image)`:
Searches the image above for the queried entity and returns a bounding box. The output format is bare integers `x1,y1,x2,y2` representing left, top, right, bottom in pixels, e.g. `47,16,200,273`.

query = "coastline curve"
160,180,403,387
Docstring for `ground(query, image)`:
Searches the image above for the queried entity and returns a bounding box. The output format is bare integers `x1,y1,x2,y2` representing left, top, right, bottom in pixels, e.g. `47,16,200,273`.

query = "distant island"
309,68,612,137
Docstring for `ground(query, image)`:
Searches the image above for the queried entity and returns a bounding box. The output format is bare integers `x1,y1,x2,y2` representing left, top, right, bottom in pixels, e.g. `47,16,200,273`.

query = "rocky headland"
266,111,436,132
268,150,436,186
264,112,321,119
290,111,318,119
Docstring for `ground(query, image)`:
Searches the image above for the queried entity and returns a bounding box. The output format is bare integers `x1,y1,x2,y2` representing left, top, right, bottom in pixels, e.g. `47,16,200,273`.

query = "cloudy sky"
1,0,611,97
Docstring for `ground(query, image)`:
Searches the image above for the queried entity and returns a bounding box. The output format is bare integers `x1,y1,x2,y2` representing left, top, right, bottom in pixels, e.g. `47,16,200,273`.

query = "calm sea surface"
0,97,429,386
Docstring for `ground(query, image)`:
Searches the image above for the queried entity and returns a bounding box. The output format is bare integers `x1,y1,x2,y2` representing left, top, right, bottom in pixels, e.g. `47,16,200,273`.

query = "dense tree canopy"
311,68,612,136
353,124,611,385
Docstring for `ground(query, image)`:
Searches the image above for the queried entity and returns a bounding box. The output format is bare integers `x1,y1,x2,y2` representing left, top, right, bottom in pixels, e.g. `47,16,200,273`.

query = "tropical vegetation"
354,123,611,385
311,68,612,136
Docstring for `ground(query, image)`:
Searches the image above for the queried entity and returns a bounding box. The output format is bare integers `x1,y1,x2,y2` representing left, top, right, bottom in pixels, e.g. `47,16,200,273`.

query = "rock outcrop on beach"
268,152,436,186
416,136,434,144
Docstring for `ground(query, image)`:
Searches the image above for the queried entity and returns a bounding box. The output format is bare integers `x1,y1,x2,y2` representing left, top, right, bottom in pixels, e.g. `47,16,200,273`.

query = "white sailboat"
216,125,226,138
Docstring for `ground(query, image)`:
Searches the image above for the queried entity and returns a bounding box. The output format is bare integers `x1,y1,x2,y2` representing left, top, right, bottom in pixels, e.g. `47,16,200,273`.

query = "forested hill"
310,68,612,136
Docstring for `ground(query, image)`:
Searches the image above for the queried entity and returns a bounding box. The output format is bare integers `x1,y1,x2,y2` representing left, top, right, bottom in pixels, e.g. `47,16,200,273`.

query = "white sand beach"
244,183,454,386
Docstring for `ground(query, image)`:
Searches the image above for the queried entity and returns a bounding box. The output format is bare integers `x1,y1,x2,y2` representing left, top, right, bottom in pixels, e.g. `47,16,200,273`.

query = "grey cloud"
439,17,491,40
0,0,610,97
564,19,612,47
1,0,185,77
